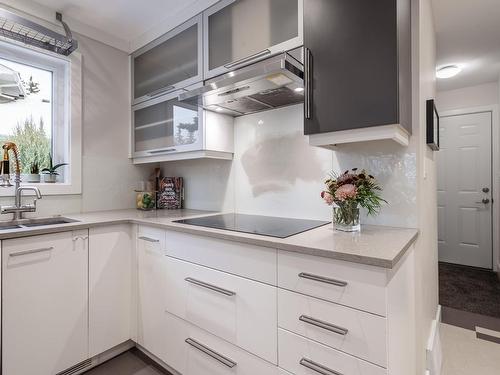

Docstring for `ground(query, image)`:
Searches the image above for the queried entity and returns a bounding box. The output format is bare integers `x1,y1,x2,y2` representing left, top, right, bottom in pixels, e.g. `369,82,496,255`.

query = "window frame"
0,38,82,196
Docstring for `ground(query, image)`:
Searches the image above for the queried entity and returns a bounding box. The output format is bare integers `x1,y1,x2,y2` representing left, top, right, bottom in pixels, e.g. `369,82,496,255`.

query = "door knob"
476,198,490,204
482,187,490,193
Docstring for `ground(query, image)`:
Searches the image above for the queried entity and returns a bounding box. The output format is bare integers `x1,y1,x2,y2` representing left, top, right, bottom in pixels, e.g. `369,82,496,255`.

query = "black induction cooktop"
174,213,330,239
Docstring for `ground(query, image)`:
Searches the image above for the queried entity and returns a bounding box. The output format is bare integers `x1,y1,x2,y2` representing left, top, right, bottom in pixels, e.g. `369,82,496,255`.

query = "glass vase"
333,203,360,232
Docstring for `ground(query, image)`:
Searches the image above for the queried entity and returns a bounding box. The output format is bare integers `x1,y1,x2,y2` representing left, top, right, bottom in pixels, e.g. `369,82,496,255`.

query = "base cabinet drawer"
165,230,277,284
278,289,387,367
278,329,387,375
278,251,387,315
165,256,277,363
163,312,279,375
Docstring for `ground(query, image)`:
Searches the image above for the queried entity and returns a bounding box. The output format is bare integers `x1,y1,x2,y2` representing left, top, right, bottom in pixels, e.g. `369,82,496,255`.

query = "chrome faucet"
0,142,43,220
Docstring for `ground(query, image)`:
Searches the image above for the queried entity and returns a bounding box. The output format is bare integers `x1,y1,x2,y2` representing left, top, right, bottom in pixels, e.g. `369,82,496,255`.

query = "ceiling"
433,0,500,91
2,0,217,52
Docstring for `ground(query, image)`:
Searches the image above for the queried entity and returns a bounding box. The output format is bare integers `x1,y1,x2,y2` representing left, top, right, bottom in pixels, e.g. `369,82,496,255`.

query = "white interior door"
437,111,493,268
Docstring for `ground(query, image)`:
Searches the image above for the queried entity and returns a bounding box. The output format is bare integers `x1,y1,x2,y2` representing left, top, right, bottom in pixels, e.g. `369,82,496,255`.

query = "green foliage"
41,154,67,175
6,116,51,174
323,168,387,217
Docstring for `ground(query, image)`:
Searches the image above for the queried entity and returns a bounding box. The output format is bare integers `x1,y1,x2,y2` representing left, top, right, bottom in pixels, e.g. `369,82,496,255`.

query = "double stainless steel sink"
0,217,79,231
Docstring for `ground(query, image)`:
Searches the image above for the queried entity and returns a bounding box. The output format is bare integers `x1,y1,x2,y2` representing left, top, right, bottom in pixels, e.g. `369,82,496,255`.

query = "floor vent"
56,359,93,375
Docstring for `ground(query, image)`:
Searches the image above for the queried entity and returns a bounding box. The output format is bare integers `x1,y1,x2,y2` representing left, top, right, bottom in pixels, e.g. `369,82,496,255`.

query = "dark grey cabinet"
303,0,411,135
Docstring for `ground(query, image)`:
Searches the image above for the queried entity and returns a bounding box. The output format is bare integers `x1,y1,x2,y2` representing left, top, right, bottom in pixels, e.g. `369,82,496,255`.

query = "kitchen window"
0,39,81,195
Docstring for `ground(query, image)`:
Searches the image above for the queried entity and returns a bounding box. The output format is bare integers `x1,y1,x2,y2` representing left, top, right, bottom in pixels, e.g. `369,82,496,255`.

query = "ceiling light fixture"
436,65,462,79
294,87,305,92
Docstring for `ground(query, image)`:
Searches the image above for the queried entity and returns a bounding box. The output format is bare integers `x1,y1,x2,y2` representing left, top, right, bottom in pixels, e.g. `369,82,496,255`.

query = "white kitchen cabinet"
203,0,303,79
132,15,203,105
277,250,388,316
278,288,387,367
278,329,387,375
164,229,277,285
136,227,167,359
131,97,234,164
163,312,279,375
164,256,278,363
2,230,89,375
89,225,133,357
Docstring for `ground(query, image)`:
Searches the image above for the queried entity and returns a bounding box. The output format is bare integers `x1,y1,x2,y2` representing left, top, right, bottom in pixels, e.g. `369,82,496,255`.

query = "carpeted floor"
439,262,500,318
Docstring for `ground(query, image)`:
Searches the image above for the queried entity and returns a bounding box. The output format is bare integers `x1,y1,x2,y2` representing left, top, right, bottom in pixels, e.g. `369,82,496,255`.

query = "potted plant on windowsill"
42,154,67,183
27,160,41,183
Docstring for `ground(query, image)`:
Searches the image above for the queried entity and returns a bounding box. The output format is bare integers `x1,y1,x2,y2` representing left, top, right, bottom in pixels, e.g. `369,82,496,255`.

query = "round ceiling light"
436,65,462,79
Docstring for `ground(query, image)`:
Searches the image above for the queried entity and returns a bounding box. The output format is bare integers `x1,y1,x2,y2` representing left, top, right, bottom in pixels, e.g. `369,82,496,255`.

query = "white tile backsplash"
161,104,418,228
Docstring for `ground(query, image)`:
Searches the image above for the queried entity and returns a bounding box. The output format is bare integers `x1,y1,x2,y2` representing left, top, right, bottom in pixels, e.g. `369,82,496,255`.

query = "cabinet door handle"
9,246,54,257
299,315,349,336
300,358,343,375
185,338,237,368
304,47,312,119
146,85,176,98
185,277,236,297
298,272,348,287
148,148,177,154
138,236,160,243
224,49,271,69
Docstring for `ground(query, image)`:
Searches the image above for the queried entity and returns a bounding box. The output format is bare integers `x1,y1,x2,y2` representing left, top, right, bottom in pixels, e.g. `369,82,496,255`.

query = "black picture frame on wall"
426,99,440,151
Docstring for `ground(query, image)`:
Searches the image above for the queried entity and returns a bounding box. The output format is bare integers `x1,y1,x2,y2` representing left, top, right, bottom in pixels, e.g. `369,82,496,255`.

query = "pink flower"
334,184,357,201
321,191,334,205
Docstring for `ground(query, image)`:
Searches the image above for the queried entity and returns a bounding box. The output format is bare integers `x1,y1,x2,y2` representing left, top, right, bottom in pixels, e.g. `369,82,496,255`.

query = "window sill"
0,182,81,196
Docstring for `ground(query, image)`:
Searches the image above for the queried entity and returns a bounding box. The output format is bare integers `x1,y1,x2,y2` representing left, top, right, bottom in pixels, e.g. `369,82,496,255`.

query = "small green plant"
30,160,39,174
41,154,67,175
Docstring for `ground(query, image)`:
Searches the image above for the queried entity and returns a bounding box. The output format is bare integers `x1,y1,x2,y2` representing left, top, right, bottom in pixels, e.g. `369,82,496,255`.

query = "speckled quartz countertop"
0,209,418,269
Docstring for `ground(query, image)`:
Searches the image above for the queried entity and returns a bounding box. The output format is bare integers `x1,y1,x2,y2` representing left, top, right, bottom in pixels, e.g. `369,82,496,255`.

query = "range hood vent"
179,52,304,117
0,9,78,56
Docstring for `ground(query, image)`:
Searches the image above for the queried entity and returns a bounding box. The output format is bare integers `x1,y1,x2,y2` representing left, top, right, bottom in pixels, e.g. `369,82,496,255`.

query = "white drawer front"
278,289,387,367
165,230,277,284
137,226,166,252
277,251,387,315
165,256,277,363
278,329,387,375
163,312,279,375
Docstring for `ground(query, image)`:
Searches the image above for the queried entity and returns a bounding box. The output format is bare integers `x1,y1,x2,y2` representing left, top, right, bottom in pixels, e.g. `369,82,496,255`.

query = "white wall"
0,34,149,220
413,0,439,374
162,104,419,227
436,81,499,111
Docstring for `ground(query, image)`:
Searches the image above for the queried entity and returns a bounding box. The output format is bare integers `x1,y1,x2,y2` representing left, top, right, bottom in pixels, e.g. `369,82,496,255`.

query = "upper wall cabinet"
203,0,303,79
304,0,412,147
132,88,234,164
132,15,203,105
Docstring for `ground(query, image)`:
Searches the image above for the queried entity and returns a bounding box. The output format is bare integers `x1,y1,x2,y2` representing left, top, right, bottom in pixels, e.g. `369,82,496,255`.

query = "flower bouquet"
321,169,386,232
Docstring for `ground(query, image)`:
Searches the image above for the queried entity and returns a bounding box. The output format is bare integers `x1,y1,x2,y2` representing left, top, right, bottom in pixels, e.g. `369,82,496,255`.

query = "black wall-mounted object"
303,0,411,136
426,99,440,151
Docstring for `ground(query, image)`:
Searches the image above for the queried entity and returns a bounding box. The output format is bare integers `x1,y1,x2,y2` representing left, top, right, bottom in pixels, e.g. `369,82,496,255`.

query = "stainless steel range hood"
179,52,304,117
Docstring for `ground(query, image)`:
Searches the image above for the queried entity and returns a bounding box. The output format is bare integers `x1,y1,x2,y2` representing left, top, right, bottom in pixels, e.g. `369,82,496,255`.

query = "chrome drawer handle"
9,246,54,257
138,236,160,243
185,338,237,368
300,358,343,375
224,49,271,69
298,272,348,287
185,277,236,297
299,315,349,336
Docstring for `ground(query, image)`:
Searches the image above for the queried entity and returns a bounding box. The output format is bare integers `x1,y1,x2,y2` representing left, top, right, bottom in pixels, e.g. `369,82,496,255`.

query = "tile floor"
83,349,171,375
441,323,500,375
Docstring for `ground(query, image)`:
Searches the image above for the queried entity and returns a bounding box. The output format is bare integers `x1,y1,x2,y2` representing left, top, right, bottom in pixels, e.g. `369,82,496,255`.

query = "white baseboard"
426,305,443,375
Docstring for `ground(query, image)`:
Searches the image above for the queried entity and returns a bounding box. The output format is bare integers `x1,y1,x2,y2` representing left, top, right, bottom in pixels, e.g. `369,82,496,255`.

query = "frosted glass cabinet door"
204,0,303,78
132,90,203,157
132,15,202,105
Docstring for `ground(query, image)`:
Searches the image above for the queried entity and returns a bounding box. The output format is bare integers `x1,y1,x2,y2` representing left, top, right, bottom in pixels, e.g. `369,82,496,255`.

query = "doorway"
437,110,493,269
